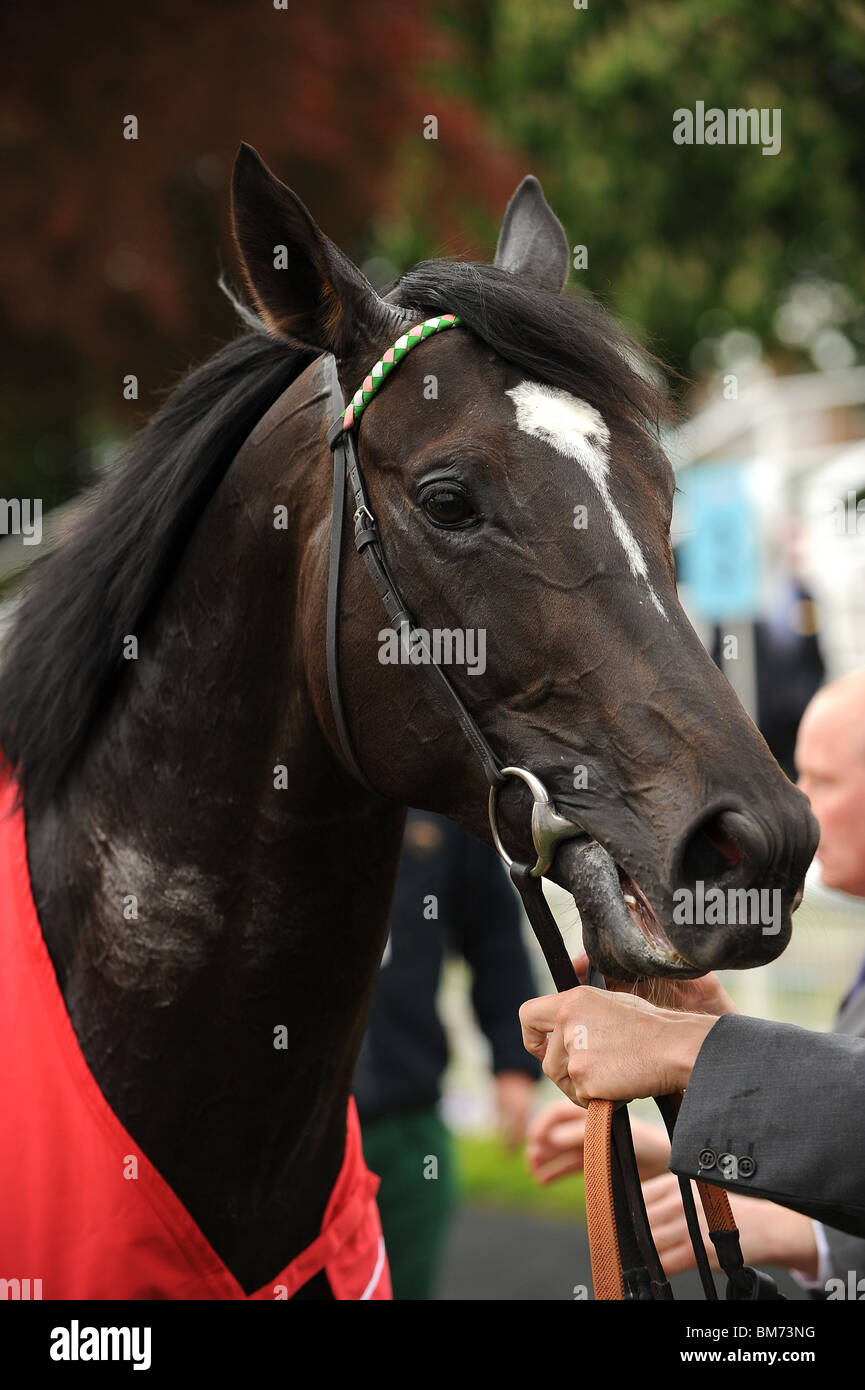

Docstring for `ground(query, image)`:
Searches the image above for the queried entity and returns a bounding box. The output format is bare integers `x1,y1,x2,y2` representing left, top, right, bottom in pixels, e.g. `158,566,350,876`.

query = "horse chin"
550,838,705,982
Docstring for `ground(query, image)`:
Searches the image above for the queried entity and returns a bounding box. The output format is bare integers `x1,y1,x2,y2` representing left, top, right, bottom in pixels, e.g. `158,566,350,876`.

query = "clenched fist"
519,986,718,1108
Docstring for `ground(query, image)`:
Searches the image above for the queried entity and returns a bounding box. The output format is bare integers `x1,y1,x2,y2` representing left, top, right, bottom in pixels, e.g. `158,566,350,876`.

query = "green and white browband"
343,314,462,430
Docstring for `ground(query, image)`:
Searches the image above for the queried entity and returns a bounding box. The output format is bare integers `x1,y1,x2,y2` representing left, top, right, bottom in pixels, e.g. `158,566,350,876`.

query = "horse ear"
494,175,570,294
231,144,401,354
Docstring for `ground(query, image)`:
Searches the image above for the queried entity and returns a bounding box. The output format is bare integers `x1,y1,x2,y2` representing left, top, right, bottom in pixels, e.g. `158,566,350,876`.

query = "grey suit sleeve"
669,1013,865,1240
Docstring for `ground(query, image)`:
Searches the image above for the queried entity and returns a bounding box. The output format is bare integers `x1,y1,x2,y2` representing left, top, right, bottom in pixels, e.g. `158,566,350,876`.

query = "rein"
324,317,782,1302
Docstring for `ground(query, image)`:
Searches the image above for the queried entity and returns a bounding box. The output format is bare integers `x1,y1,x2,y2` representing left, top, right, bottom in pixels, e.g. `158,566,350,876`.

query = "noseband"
324,317,781,1303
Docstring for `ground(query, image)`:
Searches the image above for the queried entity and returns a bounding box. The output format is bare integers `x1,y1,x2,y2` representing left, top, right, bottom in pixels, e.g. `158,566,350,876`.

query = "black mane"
394,260,667,436
0,332,313,813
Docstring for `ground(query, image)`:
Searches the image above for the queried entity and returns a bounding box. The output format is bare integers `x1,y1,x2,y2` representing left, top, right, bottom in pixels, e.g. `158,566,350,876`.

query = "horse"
0,144,817,1298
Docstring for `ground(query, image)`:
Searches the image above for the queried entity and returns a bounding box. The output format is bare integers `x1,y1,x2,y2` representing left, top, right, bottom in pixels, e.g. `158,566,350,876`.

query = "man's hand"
494,1071,535,1150
527,1099,671,1184
519,986,719,1107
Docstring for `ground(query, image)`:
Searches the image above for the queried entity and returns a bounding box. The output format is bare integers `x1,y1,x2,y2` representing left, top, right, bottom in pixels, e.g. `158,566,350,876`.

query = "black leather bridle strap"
655,1093,718,1299
510,862,669,1300
508,863,579,986
611,1108,674,1300
327,417,504,791
326,425,377,792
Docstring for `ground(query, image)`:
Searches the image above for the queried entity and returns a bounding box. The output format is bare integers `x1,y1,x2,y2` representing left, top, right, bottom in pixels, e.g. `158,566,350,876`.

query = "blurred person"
711,575,824,780
526,669,865,1295
797,669,865,898
354,809,541,1300
754,576,824,780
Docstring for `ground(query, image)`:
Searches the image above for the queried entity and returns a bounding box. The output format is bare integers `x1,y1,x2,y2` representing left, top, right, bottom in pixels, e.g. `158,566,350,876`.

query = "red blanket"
0,775,390,1300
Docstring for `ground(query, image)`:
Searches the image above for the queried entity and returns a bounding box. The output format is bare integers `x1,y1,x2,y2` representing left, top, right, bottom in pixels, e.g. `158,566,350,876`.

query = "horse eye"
421,485,477,528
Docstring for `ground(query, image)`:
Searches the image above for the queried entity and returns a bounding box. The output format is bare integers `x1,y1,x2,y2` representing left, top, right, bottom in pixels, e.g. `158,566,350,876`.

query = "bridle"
324,316,783,1301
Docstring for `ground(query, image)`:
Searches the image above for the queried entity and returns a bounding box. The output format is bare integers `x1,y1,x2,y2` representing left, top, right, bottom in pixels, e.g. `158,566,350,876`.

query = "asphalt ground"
437,1204,808,1301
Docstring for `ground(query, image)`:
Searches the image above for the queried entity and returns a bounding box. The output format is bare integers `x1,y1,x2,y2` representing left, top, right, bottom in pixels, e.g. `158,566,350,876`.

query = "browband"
341,314,462,431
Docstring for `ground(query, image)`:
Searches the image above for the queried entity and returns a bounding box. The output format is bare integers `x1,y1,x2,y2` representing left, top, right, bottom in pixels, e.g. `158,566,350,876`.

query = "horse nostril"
700,817,742,869
678,809,768,889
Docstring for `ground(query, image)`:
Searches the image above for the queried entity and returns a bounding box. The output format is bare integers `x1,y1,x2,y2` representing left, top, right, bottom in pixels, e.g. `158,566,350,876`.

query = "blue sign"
676,461,761,621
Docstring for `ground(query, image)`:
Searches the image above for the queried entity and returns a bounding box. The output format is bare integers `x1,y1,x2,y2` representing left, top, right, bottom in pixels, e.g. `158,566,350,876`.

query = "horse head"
231,144,818,980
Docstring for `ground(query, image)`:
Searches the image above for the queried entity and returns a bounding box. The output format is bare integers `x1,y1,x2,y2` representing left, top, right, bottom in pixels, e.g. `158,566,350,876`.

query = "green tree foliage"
421,0,865,380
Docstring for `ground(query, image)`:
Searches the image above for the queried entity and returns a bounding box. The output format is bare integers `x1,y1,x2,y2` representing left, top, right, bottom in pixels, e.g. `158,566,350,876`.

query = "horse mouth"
550,837,700,979
616,868,688,967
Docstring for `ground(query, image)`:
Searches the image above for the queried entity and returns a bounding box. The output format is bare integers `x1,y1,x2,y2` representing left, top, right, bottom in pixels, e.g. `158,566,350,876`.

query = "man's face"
795,697,865,898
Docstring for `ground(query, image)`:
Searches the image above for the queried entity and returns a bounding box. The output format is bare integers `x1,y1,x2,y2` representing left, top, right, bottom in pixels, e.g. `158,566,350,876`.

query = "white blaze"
505,381,666,618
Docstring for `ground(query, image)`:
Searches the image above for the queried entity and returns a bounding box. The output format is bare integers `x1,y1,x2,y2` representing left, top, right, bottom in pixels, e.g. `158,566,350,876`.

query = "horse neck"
30,364,406,1288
